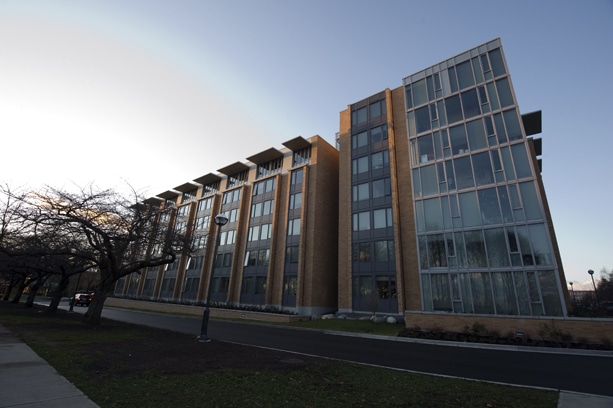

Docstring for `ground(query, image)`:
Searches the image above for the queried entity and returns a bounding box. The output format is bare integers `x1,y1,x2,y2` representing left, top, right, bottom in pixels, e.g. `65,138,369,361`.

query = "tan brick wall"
405,311,613,343
390,86,421,312
302,135,339,311
105,297,308,322
337,107,353,311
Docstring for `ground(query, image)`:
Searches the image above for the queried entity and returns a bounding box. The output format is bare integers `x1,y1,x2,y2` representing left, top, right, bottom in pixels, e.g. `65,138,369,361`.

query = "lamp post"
569,281,576,306
588,269,600,306
197,213,229,342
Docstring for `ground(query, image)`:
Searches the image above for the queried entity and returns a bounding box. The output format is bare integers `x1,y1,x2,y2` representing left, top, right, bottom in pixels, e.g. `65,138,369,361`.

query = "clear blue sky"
1,0,611,288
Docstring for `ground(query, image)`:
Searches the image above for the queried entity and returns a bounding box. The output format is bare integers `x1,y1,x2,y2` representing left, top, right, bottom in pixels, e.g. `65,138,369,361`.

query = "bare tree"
2,183,191,324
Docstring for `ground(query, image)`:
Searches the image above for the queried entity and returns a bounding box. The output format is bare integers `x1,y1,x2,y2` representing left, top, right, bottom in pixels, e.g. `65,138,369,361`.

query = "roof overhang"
282,136,311,152
246,148,284,165
218,161,250,176
173,182,200,193
193,173,222,186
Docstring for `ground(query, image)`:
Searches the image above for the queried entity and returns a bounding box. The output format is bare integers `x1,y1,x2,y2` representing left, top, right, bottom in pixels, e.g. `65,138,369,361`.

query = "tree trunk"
82,285,112,325
10,279,27,304
47,274,70,314
25,276,46,308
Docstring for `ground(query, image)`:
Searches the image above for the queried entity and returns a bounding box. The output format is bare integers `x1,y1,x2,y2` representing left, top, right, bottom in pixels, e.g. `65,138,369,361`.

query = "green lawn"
1,304,558,408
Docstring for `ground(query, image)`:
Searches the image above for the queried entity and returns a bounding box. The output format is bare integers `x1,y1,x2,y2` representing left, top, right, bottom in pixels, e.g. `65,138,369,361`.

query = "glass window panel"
466,119,487,151
459,191,480,227
538,271,563,316
456,61,474,89
516,225,534,266
485,228,509,267
472,57,484,84
433,131,443,160
528,224,552,265
472,152,495,186
442,195,452,229
519,182,542,220
494,113,507,143
426,75,435,101
412,78,428,106
405,85,413,109
461,89,480,119
459,273,473,312
449,124,468,155
445,160,456,191
489,48,506,77
421,164,438,197
486,82,500,111
445,95,463,124
496,77,514,108
372,178,390,198
503,109,523,141
492,272,517,315
421,274,432,310
358,211,370,231
419,235,429,270
491,149,503,173
454,232,467,268
428,235,447,268
418,134,435,163
480,54,490,72
431,273,452,311
424,197,443,231
437,100,447,126
373,209,389,229
500,147,516,181
478,188,502,225
511,144,532,179
448,66,458,93
465,231,487,267
407,111,416,136
470,272,494,313
454,156,474,189
374,241,388,262
514,272,532,315
412,168,422,198
441,69,451,96
415,106,431,134
497,186,514,223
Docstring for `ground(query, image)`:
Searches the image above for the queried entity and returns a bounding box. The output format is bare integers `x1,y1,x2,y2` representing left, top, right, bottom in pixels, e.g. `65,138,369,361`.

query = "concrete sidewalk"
1,322,612,408
0,325,99,408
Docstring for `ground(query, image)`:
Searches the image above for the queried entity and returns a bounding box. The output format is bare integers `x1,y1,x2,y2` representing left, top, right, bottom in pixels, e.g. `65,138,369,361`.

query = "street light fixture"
197,213,229,343
588,269,600,306
569,281,576,306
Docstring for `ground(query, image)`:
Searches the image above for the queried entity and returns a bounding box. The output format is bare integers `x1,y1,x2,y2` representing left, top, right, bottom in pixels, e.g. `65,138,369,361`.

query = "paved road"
65,304,613,397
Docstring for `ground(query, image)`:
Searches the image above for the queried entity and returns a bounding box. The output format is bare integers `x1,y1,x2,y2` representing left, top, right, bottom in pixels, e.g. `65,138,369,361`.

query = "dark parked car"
70,293,93,306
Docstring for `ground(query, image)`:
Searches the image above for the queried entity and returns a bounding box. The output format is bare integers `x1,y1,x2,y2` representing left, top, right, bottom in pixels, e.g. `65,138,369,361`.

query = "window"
370,125,387,144
374,240,394,262
289,192,302,209
371,150,389,170
352,156,369,175
287,218,301,236
352,242,371,262
373,208,392,229
286,246,299,263
293,146,311,166
352,131,368,149
372,178,391,198
352,106,367,125
291,169,303,185
352,183,369,202
370,99,386,118
353,211,371,231
197,198,212,212
260,223,272,240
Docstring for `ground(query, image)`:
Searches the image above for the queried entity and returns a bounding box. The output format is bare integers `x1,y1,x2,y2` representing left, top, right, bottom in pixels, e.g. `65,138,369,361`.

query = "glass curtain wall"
405,39,564,316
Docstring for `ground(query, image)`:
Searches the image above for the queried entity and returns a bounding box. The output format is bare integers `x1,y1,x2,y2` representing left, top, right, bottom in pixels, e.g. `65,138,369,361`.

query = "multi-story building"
115,135,339,316
338,38,570,320
117,38,570,326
